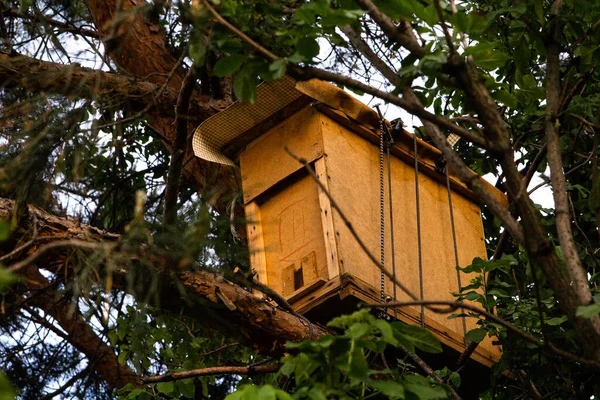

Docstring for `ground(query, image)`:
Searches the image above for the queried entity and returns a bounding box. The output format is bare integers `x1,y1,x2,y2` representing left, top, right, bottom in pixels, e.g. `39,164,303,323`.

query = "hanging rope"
445,162,468,339
413,132,425,328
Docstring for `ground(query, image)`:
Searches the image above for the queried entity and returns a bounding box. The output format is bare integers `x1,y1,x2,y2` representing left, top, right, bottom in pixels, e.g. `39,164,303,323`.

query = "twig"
197,0,277,61
0,215,37,263
399,345,463,400
362,300,600,370
4,8,100,39
433,0,455,54
284,147,418,301
7,240,116,273
200,342,239,358
141,363,280,383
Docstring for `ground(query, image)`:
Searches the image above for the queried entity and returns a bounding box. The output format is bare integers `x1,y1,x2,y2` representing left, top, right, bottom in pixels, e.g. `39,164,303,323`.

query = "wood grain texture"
258,174,329,295
240,106,324,204
245,202,269,286
318,112,500,360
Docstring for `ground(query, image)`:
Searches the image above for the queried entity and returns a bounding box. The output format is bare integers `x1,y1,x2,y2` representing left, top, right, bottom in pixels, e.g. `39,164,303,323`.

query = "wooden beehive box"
192,77,507,368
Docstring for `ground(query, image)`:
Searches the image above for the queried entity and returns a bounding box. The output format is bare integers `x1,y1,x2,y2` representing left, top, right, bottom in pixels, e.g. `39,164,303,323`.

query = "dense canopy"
1,0,600,399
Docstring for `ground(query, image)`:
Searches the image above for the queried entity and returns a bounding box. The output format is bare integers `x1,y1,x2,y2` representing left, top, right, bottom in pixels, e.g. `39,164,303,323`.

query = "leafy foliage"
227,310,450,400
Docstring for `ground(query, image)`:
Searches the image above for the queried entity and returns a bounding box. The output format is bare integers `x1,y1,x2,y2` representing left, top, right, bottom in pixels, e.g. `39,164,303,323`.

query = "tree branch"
4,8,100,39
363,300,600,370
19,266,143,390
544,1,600,359
163,65,197,226
0,198,328,358
0,51,214,122
141,363,280,383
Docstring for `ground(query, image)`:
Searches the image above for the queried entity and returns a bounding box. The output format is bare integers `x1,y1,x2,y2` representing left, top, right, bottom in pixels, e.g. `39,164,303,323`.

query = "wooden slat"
315,157,341,281
245,202,268,286
282,263,296,297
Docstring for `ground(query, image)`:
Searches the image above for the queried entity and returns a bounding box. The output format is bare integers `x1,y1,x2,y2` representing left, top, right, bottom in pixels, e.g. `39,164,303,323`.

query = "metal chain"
445,163,468,339
386,144,397,318
414,132,424,328
379,119,386,303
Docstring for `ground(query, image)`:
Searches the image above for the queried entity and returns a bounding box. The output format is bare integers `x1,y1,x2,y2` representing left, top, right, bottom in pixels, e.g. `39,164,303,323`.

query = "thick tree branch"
18,266,143,390
163,66,197,226
0,198,328,357
0,51,214,122
352,0,425,58
339,25,400,86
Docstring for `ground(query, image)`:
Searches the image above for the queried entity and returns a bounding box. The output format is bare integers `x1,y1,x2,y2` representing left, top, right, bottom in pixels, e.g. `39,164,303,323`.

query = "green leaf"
156,381,175,395
394,323,442,353
374,319,398,346
493,90,518,109
414,5,438,26
545,316,567,326
320,9,365,27
465,42,510,70
268,58,287,81
348,347,369,379
189,30,208,66
375,0,415,20
176,378,196,398
464,328,487,343
213,54,247,77
370,379,406,399
576,303,600,318
233,65,258,103
0,374,15,400
296,37,320,61
0,268,16,290
405,376,448,400
0,221,10,241
117,351,129,365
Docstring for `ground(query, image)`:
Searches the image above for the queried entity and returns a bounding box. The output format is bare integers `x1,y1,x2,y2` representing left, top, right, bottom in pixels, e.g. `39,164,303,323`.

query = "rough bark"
17,266,143,391
0,51,215,122
83,0,238,209
0,198,327,357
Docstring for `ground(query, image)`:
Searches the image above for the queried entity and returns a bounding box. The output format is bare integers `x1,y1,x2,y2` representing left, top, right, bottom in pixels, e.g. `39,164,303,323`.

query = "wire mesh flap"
192,76,381,166
192,76,302,166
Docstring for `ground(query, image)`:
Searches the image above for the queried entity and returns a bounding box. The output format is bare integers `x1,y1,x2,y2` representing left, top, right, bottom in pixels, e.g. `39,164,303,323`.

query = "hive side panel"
240,106,324,204
257,175,330,296
320,114,499,360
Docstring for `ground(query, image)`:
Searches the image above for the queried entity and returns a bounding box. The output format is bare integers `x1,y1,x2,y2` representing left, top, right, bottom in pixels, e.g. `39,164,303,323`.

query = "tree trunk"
84,0,239,210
